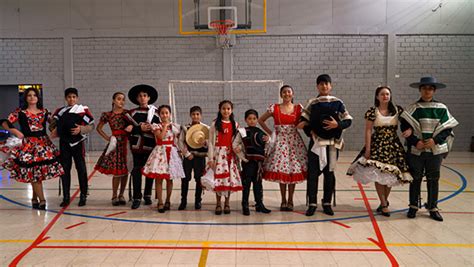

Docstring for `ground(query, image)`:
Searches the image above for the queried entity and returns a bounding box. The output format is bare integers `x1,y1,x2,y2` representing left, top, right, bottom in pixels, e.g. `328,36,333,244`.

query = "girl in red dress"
204,100,243,215
258,85,307,211
2,88,64,210
95,92,130,206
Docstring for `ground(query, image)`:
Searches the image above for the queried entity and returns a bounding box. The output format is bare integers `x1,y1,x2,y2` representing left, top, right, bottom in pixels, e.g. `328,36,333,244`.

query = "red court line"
9,169,97,267
104,211,127,217
352,185,370,188
36,245,382,252
65,222,86,230
357,182,399,267
354,198,377,201
331,220,351,229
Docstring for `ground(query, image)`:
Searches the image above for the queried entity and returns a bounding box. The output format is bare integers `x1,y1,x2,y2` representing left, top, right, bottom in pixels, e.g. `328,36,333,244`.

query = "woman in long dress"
347,86,412,216
259,85,307,211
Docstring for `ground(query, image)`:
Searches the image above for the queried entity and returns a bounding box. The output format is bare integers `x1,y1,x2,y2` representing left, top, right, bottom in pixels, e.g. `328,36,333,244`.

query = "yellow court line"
198,242,210,267
1,239,473,248
440,178,460,189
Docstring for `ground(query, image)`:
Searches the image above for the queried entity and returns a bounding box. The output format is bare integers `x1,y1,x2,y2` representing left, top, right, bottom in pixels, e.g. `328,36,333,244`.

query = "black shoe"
118,196,127,205
143,197,152,205
407,207,417,218
112,197,120,206
376,201,390,213
32,201,40,210
224,205,231,214
242,206,250,216
157,203,165,213
78,195,87,207
178,201,187,210
215,205,222,215
38,201,46,210
429,211,444,222
305,206,317,216
380,207,391,217
194,201,202,210
59,197,70,208
322,205,334,216
164,202,171,211
255,204,271,214
131,199,141,209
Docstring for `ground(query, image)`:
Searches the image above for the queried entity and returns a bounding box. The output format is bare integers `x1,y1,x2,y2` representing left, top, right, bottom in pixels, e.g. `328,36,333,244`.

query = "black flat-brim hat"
128,84,158,105
409,77,446,89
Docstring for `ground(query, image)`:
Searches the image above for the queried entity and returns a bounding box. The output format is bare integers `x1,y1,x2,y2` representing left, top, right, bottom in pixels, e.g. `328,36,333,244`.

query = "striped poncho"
400,99,458,155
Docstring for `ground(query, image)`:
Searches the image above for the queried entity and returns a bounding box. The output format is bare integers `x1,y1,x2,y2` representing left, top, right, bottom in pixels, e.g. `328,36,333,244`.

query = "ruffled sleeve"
266,104,275,115
7,108,20,124
99,112,109,124
364,107,376,121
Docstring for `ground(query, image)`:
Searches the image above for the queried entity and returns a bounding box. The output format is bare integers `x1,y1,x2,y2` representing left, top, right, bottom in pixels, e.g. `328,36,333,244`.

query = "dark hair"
279,85,293,97
245,109,259,119
22,88,43,110
374,86,397,116
190,106,202,114
158,105,172,114
215,100,236,136
64,87,78,97
316,74,332,85
111,92,125,109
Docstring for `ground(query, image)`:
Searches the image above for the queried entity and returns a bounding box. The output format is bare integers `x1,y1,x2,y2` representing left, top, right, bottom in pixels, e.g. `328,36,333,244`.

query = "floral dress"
347,106,413,186
263,104,307,184
142,123,185,180
3,108,64,183
94,111,130,176
202,120,243,195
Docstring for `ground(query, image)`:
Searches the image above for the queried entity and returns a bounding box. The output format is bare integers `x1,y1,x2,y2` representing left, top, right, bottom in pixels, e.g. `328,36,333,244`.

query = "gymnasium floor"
0,151,472,266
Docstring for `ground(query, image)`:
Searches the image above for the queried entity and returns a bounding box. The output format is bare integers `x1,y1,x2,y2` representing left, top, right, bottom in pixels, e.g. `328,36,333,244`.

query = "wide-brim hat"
128,84,158,105
186,124,209,149
409,77,446,89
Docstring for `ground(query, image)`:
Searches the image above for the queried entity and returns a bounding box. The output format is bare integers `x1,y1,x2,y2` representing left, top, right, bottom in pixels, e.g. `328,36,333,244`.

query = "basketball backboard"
179,0,266,35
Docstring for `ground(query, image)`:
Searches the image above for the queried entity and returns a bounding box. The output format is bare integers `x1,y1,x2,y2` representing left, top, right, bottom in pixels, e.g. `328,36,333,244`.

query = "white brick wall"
1,35,472,151
233,35,387,150
72,37,222,150
0,38,64,111
394,35,474,151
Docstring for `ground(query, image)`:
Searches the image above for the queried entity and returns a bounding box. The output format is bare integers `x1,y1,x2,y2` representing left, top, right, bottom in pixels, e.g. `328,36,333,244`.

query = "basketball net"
209,19,235,49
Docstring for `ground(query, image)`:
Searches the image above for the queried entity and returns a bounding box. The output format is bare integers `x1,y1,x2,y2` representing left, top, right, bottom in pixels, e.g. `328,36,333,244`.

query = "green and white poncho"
401,100,458,156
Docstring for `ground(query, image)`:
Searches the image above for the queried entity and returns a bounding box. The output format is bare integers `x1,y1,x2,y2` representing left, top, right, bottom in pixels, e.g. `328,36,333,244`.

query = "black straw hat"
128,84,158,105
409,77,446,89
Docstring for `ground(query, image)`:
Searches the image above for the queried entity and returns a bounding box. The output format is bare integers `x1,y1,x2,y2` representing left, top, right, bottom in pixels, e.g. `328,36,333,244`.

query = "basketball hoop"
209,19,235,49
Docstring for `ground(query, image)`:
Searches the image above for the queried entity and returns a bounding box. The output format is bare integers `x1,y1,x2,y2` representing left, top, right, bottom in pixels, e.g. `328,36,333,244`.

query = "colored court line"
357,182,398,266
104,211,127,217
2,239,474,248
36,245,382,252
9,169,97,267
354,198,377,200
0,165,466,226
198,242,210,267
64,222,86,230
331,220,351,229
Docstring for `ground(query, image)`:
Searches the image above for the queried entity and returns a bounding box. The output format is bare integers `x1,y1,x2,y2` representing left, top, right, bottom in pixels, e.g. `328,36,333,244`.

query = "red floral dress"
203,121,243,194
3,108,64,183
142,123,185,180
94,111,130,176
263,104,307,184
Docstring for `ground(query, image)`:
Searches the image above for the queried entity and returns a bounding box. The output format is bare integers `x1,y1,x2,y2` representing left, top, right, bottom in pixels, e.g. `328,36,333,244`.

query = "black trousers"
131,153,154,200
241,160,264,207
181,157,205,203
59,140,88,198
307,146,336,205
407,152,443,210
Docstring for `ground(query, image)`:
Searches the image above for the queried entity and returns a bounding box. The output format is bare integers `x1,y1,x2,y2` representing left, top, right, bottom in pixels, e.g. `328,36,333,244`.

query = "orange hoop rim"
209,19,235,35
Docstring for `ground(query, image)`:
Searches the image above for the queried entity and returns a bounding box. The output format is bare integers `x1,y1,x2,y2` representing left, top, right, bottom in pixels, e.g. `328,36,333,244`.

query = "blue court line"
0,165,467,226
